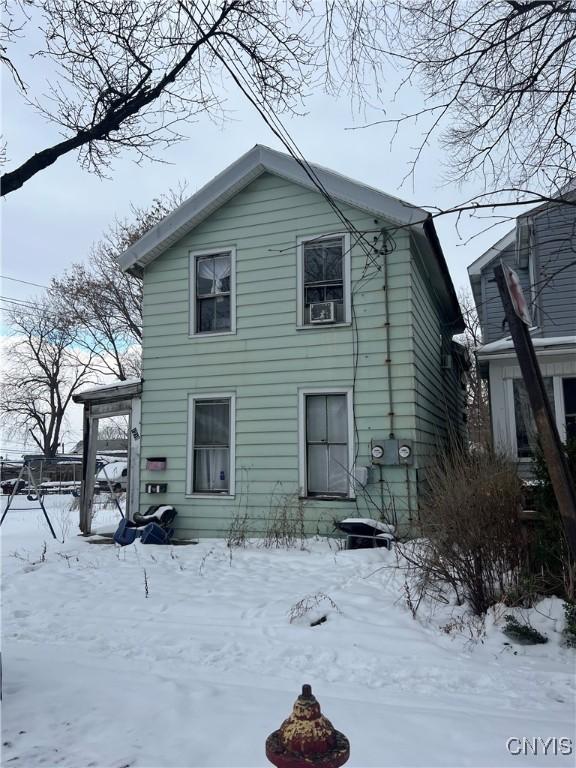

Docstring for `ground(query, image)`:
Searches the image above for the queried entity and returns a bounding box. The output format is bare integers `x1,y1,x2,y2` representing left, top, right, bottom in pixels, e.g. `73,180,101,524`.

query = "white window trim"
189,247,237,337
186,392,236,497
506,376,566,460
298,387,355,499
556,376,567,443
296,233,351,328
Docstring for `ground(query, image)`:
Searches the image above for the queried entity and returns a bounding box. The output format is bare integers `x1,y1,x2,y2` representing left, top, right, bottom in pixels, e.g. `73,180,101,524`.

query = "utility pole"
494,263,576,559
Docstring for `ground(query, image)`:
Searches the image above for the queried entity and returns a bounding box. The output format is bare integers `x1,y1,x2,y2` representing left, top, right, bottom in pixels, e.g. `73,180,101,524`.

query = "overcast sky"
1,28,523,453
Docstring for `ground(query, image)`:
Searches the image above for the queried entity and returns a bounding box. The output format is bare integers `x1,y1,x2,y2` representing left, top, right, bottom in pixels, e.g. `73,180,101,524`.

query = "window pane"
328,444,348,494
214,296,231,330
327,395,347,443
563,378,576,414
564,378,576,442
198,297,216,332
308,444,328,493
212,254,231,293
306,286,324,305
194,448,229,492
304,246,323,283
306,395,326,442
514,377,554,457
196,258,215,295
325,285,343,302
324,244,343,281
195,400,229,446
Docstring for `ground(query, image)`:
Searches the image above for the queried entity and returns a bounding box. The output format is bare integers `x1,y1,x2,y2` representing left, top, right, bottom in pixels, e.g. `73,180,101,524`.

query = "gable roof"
117,144,464,331
467,228,516,278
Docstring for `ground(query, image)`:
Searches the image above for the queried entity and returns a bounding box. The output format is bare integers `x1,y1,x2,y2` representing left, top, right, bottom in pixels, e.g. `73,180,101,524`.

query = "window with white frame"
189,396,234,494
513,377,555,457
298,235,350,326
304,393,350,496
191,250,234,334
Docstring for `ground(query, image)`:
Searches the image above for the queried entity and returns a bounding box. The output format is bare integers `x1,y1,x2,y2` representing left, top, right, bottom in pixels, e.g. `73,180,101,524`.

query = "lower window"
189,396,233,494
513,377,554,458
305,393,350,496
564,378,576,443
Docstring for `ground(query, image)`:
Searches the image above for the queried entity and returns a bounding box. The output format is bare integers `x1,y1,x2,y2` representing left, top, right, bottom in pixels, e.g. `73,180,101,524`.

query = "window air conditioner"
310,301,335,323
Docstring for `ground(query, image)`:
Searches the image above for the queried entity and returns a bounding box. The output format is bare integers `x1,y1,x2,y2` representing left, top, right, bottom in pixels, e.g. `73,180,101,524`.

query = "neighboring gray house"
118,145,466,538
468,198,576,474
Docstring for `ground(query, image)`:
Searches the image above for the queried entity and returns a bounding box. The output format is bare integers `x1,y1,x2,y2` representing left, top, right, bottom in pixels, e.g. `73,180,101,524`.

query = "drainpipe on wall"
382,236,395,439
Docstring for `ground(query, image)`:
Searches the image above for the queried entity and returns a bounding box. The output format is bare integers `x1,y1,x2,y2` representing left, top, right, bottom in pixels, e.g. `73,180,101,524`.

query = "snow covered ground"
2,496,575,768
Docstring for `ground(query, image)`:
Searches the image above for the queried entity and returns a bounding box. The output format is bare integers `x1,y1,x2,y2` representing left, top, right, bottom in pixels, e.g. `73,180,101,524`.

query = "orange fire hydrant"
266,684,350,768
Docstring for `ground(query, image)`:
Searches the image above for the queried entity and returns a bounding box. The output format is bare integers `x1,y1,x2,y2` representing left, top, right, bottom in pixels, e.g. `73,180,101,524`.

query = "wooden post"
80,408,98,535
494,263,576,558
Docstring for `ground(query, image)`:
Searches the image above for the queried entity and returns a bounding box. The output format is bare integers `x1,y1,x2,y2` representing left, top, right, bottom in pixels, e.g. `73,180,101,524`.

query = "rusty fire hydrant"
266,684,350,768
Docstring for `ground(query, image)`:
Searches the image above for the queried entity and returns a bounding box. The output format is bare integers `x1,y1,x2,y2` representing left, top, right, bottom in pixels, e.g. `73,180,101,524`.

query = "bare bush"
263,491,305,549
399,451,526,616
288,592,341,625
226,508,250,549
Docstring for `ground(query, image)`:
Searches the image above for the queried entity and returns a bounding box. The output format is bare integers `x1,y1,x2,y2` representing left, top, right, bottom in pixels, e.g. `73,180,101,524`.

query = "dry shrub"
263,492,306,549
226,509,250,548
402,450,526,616
288,592,341,624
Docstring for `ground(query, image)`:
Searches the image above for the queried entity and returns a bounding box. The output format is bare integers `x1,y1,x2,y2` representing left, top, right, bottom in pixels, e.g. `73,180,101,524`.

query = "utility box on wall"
145,483,167,494
370,438,413,466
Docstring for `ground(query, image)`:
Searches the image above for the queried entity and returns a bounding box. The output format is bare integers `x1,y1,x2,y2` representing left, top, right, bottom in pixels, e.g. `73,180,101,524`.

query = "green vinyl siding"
410,234,465,477
139,171,457,538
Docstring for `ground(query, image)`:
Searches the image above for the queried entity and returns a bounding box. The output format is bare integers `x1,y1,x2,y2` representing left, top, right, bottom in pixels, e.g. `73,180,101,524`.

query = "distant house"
468,198,576,476
118,145,466,538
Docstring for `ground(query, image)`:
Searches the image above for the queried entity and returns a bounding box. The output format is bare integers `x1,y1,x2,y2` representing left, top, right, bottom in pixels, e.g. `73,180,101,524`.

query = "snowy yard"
2,496,575,768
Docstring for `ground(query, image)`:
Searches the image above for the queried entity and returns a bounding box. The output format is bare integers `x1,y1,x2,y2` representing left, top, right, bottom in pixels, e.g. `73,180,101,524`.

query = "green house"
118,146,466,539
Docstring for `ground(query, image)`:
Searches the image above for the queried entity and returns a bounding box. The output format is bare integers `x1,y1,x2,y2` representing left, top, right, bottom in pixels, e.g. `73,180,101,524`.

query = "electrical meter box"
370,438,398,465
370,438,414,466
398,439,414,465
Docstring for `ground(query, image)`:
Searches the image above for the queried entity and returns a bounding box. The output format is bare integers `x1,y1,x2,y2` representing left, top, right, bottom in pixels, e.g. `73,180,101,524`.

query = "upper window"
302,392,351,497
298,235,350,326
188,395,235,495
513,377,554,458
190,249,235,335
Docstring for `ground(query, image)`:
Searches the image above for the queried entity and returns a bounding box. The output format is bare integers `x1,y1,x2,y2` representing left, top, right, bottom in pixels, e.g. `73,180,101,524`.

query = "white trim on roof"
117,145,428,273
467,228,516,277
476,336,576,360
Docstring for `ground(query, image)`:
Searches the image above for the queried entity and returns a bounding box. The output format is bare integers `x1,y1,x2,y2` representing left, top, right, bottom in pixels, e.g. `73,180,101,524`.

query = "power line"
0,295,38,309
0,275,49,289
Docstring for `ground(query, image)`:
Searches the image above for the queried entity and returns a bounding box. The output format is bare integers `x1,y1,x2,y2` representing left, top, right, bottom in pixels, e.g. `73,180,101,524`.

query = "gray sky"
1,34,523,452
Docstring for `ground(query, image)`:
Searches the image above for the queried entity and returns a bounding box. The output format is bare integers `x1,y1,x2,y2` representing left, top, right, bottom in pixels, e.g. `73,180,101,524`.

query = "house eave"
73,379,143,405
476,337,576,362
117,144,429,274
467,228,516,278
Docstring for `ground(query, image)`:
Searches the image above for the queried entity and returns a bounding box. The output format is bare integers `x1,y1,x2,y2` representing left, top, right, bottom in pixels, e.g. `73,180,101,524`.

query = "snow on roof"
77,378,141,394
477,336,576,357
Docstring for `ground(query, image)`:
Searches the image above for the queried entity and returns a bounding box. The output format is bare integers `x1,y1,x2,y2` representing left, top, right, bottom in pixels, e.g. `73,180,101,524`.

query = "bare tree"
50,188,184,380
457,289,491,448
354,1,576,201
0,297,98,456
1,1,387,196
